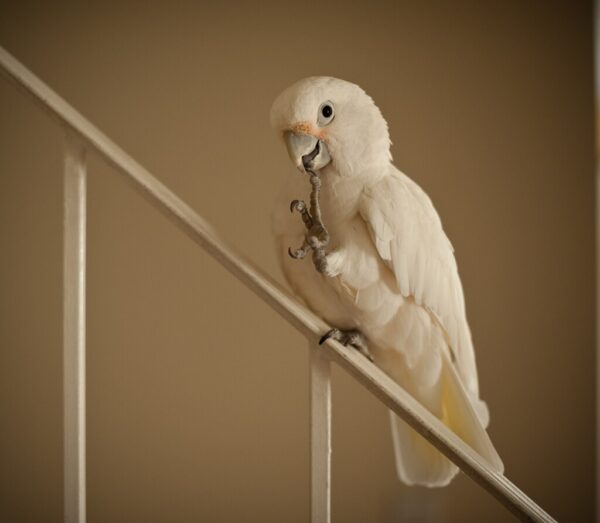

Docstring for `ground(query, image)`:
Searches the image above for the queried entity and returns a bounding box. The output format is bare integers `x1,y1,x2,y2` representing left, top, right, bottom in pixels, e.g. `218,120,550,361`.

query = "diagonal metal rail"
0,45,556,523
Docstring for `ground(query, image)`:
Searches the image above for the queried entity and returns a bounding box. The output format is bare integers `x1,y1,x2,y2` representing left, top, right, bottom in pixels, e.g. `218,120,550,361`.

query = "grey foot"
289,172,331,274
319,328,374,362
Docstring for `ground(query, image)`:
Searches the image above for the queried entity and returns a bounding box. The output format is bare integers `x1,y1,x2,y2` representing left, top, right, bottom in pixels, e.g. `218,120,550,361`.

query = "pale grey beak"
284,131,331,173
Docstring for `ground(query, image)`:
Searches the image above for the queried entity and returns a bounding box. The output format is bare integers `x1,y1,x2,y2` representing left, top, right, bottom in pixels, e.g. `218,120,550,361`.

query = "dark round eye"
317,101,335,126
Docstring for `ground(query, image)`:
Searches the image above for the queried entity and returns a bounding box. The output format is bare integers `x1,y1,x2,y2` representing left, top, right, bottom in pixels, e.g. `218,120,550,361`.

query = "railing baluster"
310,344,331,523
63,136,87,523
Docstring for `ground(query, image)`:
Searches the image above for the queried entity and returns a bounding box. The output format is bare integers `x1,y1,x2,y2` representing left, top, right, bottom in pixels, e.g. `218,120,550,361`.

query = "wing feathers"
360,167,481,399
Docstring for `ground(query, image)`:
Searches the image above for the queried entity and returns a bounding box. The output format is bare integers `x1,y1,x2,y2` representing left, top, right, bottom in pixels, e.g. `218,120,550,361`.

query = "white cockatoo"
270,76,504,487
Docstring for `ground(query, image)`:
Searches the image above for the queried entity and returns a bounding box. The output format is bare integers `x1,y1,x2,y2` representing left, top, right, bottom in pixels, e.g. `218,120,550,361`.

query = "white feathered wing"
359,167,504,486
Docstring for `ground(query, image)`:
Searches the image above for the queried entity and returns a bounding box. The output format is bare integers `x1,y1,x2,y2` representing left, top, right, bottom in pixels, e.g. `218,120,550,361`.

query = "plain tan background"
0,1,595,522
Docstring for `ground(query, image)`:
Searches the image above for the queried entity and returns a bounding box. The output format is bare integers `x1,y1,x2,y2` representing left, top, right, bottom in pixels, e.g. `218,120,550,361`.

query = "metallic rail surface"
62,137,86,523
0,45,556,523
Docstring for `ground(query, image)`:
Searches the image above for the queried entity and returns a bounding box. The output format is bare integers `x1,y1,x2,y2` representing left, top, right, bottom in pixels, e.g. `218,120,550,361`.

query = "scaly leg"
289,170,331,274
288,168,372,360
306,172,330,274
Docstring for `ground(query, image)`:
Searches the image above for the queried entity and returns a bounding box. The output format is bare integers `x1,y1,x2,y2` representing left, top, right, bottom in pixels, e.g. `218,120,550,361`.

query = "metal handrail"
0,45,556,523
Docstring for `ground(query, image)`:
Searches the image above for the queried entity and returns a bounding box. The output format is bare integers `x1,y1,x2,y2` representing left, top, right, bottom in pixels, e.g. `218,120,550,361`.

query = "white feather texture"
271,77,503,487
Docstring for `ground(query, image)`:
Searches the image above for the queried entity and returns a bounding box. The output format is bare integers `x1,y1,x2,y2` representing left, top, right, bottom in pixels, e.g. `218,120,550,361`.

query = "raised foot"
288,172,331,274
319,328,374,362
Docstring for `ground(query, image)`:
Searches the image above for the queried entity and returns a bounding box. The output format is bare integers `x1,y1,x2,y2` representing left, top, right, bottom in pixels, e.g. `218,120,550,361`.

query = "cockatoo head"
270,76,392,178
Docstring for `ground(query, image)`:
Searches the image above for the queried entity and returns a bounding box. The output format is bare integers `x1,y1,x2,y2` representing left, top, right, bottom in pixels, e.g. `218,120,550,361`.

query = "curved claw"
319,328,339,345
288,246,307,259
318,328,375,362
290,199,306,213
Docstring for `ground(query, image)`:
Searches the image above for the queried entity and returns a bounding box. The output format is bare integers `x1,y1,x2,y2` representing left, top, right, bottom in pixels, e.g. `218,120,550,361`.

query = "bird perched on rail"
270,76,504,487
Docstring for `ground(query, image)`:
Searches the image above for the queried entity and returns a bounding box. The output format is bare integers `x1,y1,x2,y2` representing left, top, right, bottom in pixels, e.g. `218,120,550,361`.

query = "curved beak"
284,131,331,173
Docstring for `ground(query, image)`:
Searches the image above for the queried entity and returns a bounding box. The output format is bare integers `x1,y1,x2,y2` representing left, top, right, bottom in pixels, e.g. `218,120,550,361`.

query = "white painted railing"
0,45,557,523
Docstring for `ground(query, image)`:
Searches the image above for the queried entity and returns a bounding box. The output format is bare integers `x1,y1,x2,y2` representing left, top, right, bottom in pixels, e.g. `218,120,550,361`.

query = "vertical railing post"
309,343,331,523
63,135,87,523
594,3,600,519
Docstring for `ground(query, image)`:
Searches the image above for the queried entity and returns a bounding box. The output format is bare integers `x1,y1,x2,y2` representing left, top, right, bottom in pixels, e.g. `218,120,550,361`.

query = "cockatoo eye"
317,102,335,127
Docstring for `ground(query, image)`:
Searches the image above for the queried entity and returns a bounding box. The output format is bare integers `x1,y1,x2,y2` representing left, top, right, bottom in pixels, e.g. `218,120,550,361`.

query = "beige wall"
0,2,595,522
